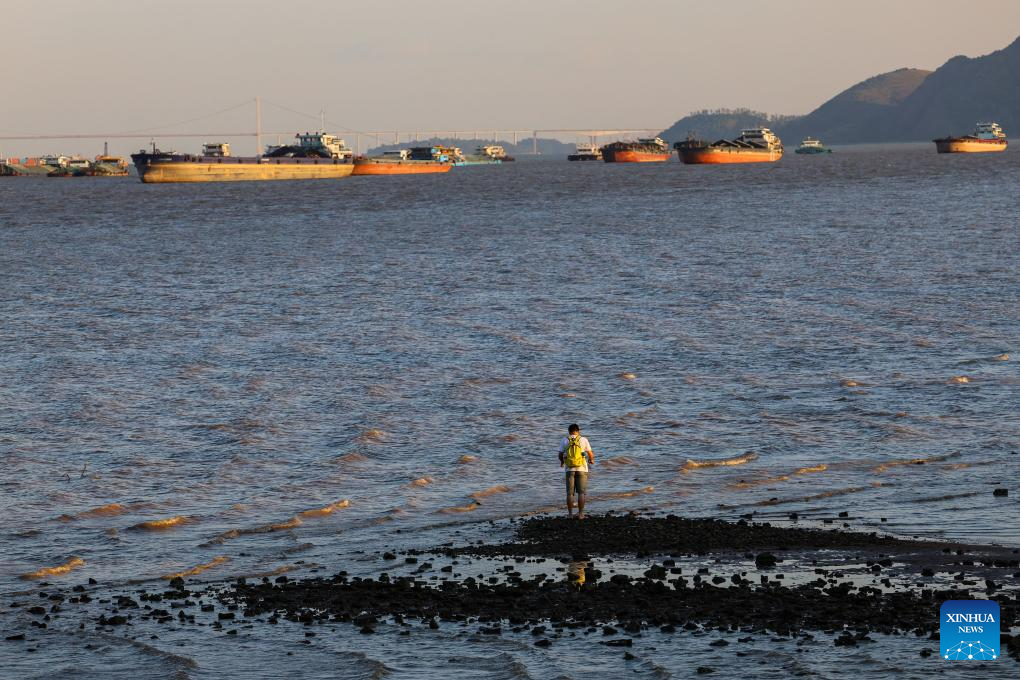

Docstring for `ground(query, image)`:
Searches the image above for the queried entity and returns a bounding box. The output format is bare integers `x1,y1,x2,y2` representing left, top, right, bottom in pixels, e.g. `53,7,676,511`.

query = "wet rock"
534,638,551,647
5,634,26,641
644,565,667,579
383,552,396,560
696,667,716,674
601,638,633,647
834,633,857,647
755,553,778,569
709,639,729,647
993,488,1008,497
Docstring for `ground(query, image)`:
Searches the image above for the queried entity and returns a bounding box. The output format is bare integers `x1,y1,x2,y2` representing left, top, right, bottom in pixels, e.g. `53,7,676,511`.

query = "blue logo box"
940,600,1000,661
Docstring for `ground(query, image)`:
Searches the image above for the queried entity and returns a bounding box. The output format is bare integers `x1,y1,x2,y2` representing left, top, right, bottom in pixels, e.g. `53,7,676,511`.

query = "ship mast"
255,96,263,157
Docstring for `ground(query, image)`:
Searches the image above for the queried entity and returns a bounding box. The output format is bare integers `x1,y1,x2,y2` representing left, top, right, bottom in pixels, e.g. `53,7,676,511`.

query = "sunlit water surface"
1,146,1017,677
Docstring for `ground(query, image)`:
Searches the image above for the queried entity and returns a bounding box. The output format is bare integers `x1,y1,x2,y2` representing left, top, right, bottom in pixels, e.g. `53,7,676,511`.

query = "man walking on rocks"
558,423,595,519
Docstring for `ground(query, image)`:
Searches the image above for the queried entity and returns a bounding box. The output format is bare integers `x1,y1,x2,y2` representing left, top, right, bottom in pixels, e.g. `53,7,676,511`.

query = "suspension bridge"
0,98,666,156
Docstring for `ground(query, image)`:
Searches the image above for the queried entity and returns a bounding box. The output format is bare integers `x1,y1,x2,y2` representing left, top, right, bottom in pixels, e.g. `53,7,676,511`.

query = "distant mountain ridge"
659,35,1020,145
778,68,932,143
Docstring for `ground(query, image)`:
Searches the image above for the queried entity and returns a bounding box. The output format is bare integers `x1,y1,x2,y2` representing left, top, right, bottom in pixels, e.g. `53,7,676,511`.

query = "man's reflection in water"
567,560,588,587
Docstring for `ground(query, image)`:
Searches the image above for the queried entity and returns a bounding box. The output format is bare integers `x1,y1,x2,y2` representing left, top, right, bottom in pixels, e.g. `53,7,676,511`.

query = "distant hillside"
778,68,932,143
660,108,801,144
365,136,574,156
781,35,1020,143
884,36,1020,140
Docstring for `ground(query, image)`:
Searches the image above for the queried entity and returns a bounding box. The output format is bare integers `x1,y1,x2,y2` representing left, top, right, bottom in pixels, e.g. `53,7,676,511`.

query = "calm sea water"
1,146,1018,678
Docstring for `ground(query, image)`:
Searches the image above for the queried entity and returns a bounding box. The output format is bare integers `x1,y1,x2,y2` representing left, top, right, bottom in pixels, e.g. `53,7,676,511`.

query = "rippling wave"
2,148,1018,677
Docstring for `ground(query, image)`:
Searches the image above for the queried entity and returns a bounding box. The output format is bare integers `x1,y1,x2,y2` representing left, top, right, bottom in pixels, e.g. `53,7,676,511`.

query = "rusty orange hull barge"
601,137,671,163
352,158,453,175
602,149,671,163
933,137,1007,153
676,146,783,164
675,128,784,165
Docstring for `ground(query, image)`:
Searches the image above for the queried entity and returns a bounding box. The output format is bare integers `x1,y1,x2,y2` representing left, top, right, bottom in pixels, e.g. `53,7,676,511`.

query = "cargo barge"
352,147,453,175
130,133,355,183
601,137,671,163
675,128,784,164
934,122,1007,153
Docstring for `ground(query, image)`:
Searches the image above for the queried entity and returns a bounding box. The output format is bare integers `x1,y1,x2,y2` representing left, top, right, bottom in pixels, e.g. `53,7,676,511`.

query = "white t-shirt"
560,436,593,472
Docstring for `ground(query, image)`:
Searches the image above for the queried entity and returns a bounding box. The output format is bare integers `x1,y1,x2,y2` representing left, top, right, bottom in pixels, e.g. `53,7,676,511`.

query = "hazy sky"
2,0,1019,155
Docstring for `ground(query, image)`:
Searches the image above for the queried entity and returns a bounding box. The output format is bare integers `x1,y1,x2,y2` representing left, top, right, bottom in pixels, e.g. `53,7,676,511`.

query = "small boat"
455,144,514,166
352,147,453,175
934,122,1007,153
794,137,832,154
568,143,602,161
92,142,130,176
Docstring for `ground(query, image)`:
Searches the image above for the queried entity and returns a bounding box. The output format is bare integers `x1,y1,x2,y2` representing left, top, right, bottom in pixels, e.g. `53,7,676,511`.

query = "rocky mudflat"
220,514,1020,661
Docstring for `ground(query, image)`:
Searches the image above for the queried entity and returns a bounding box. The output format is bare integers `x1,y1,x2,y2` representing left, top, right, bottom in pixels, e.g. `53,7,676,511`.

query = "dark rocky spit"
226,515,1019,661
9,514,1019,666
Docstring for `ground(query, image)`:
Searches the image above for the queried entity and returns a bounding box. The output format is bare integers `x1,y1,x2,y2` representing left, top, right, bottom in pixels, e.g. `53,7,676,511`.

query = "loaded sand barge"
131,133,354,183
934,122,1007,153
601,137,671,163
675,128,783,164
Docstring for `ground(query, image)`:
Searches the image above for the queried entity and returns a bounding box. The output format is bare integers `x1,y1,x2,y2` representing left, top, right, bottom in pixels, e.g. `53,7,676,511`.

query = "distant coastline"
660,35,1020,145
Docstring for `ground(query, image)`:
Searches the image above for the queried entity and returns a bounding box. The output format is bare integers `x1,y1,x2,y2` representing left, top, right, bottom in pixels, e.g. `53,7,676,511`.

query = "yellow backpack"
564,435,586,467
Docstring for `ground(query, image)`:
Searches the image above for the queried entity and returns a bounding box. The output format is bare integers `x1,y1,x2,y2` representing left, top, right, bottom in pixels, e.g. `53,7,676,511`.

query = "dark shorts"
565,470,588,496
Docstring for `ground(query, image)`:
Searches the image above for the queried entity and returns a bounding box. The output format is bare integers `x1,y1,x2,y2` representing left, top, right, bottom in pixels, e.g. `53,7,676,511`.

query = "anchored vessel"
130,133,355,183
675,128,784,164
352,147,454,175
601,137,671,163
934,122,1007,153
568,143,603,161
456,144,514,166
794,137,832,155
